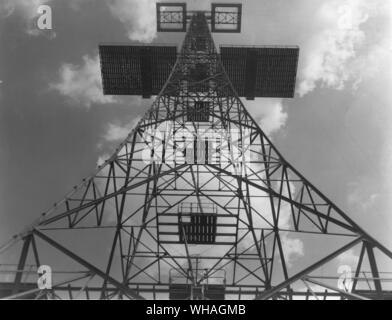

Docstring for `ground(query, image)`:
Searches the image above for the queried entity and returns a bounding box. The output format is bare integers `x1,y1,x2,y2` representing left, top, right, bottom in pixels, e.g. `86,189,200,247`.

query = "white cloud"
281,235,305,267
244,98,288,136
50,54,116,107
298,0,391,96
96,153,111,167
103,117,141,142
347,180,380,212
107,0,157,43
337,248,359,267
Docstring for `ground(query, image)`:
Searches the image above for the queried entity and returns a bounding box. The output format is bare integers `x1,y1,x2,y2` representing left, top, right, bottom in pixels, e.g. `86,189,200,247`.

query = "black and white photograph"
0,0,391,305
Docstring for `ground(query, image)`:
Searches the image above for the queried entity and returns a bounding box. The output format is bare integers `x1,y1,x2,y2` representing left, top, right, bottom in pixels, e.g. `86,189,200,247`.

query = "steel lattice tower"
1,3,392,300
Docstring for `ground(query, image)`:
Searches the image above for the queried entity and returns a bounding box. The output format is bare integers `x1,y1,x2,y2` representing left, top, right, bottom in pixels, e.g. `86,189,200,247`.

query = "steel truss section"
211,3,242,33
156,3,187,32
1,11,392,301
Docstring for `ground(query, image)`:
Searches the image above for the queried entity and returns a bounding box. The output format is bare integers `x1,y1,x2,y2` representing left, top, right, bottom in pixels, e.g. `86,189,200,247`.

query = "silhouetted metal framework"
1,4,392,300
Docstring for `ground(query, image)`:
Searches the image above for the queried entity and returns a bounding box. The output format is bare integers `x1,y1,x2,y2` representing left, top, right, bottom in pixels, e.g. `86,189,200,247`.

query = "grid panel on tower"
220,46,299,99
99,45,177,97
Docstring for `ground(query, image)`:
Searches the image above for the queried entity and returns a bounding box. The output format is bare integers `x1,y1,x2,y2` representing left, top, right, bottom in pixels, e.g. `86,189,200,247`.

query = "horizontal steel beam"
33,230,145,300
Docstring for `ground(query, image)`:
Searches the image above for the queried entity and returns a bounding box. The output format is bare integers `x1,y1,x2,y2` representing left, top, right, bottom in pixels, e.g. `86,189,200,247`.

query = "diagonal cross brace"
33,230,144,300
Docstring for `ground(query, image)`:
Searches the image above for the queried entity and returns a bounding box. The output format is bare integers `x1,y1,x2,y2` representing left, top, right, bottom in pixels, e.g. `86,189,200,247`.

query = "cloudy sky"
0,0,391,262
